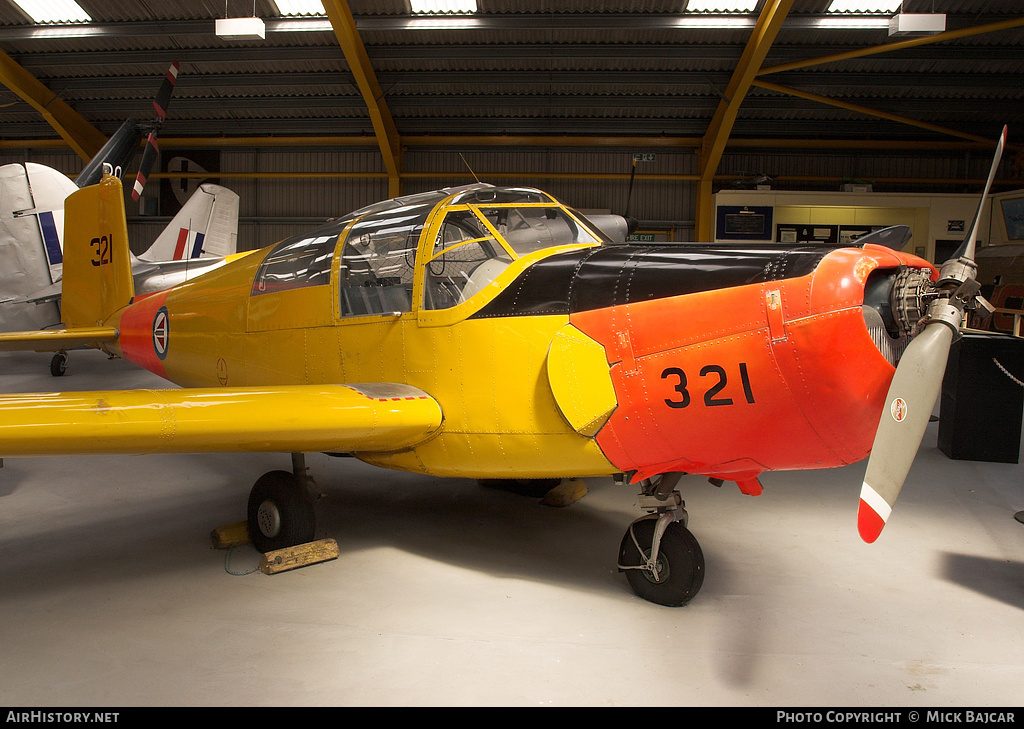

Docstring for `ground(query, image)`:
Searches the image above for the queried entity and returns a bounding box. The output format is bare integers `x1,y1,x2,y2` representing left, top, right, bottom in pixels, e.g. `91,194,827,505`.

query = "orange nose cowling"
569,246,925,485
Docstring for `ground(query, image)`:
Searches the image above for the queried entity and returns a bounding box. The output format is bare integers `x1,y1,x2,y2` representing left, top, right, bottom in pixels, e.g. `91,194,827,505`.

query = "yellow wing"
0,327,119,352
0,383,442,456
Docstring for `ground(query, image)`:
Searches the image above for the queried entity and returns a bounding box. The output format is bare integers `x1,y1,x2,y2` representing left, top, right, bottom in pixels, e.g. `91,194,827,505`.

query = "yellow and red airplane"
0,129,1006,606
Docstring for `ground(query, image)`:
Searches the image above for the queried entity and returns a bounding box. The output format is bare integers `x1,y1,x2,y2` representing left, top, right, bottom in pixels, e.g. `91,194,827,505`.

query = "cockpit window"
448,187,551,206
423,209,512,310
477,206,602,255
252,229,339,296
338,201,434,317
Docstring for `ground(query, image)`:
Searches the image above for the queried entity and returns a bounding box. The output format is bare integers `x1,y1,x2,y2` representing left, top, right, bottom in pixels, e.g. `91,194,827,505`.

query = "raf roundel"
152,306,170,360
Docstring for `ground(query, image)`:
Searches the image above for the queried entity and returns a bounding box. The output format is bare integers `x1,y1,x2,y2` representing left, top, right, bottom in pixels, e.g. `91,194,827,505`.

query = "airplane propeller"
858,125,1007,543
131,61,180,202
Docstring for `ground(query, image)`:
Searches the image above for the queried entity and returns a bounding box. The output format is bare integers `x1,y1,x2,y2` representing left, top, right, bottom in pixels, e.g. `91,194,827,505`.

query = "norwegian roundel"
152,306,170,360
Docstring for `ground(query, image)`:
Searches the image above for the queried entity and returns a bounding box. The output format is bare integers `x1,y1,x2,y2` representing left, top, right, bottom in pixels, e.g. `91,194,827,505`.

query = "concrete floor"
0,348,1022,707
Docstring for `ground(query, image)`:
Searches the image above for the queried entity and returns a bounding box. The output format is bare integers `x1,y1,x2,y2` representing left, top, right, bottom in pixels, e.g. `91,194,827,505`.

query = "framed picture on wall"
775,224,838,245
716,206,773,241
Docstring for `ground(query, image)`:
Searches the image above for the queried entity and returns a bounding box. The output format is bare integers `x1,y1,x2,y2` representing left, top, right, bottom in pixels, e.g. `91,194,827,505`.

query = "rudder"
61,174,135,329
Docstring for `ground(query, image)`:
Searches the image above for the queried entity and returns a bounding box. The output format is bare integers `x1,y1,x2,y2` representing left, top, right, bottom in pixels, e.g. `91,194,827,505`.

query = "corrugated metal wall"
0,143,1009,252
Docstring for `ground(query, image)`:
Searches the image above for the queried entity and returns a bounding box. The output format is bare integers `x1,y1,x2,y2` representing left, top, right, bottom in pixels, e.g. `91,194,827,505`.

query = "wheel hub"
256,499,281,538
641,552,669,584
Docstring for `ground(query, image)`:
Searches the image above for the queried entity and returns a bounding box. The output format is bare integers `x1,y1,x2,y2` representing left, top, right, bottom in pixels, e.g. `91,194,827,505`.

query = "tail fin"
138,183,240,262
0,163,72,332
61,174,134,329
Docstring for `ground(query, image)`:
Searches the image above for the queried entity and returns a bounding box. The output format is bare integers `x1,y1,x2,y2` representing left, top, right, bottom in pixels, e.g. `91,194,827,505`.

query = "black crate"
938,332,1024,463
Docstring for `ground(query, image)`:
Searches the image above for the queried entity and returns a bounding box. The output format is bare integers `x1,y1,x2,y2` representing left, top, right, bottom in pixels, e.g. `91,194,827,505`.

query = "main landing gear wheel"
50,351,68,377
247,470,316,553
618,518,705,607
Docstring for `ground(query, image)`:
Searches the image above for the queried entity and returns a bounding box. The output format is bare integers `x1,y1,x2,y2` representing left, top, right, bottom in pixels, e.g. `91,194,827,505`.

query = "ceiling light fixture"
216,1,265,40
888,12,946,36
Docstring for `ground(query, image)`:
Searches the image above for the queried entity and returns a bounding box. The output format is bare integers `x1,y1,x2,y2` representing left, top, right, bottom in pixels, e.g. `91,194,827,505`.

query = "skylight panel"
274,0,325,15
12,0,91,23
410,0,478,13
826,0,903,12
686,0,758,10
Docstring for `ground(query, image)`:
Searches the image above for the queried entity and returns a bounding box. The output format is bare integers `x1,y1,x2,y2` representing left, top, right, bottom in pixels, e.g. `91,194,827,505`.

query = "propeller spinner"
858,125,1008,543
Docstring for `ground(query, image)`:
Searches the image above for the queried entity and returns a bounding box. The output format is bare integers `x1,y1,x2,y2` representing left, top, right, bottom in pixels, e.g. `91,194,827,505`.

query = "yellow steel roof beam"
752,79,992,145
0,47,106,162
696,0,794,241
321,0,402,197
759,17,1024,76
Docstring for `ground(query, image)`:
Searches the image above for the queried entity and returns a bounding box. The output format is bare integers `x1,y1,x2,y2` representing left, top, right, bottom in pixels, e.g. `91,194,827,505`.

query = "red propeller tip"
857,482,891,544
857,499,886,544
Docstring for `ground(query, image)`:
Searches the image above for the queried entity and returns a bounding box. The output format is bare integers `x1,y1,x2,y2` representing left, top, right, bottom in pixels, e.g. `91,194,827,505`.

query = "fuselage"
104,184,936,484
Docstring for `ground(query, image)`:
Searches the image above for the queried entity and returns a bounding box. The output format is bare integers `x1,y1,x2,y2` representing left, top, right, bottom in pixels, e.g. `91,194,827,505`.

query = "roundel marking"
152,306,170,360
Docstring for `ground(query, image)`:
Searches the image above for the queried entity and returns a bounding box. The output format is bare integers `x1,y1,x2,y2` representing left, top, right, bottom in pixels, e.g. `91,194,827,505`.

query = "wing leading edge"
0,383,442,456
0,326,119,352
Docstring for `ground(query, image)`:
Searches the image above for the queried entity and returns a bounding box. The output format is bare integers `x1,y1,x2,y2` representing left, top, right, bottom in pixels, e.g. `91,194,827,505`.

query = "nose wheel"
618,474,705,606
619,518,705,607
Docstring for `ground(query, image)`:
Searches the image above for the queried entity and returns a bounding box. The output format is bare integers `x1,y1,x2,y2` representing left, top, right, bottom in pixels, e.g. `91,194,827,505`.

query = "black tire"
50,352,68,377
247,470,316,553
618,518,705,607
477,478,562,498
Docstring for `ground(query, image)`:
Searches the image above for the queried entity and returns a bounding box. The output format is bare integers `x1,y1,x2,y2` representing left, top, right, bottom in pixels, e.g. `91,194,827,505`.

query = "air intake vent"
863,306,910,367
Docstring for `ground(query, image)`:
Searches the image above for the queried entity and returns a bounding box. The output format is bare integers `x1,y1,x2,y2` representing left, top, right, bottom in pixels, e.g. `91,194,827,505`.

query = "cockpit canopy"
251,184,611,318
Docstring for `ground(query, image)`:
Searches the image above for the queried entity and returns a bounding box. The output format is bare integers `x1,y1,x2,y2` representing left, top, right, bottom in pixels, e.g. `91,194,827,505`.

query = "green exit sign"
627,233,656,242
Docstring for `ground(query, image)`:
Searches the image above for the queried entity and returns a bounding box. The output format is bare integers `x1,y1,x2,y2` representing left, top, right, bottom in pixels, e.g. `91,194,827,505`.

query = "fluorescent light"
889,13,946,36
812,17,890,29
826,0,902,12
686,0,758,10
273,0,325,15
410,0,477,13
215,17,266,40
11,0,91,23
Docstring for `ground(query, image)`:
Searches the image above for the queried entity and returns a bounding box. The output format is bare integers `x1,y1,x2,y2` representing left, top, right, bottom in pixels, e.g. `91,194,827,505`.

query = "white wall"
714,189,990,263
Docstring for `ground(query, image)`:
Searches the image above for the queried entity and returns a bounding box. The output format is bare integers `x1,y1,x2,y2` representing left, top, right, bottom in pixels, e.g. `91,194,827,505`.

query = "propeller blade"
858,321,955,543
153,61,180,121
131,132,159,201
951,125,1007,263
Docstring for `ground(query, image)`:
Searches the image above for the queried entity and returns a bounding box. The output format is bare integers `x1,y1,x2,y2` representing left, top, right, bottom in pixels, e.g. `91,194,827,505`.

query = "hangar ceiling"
0,0,1021,233
0,1,1020,141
